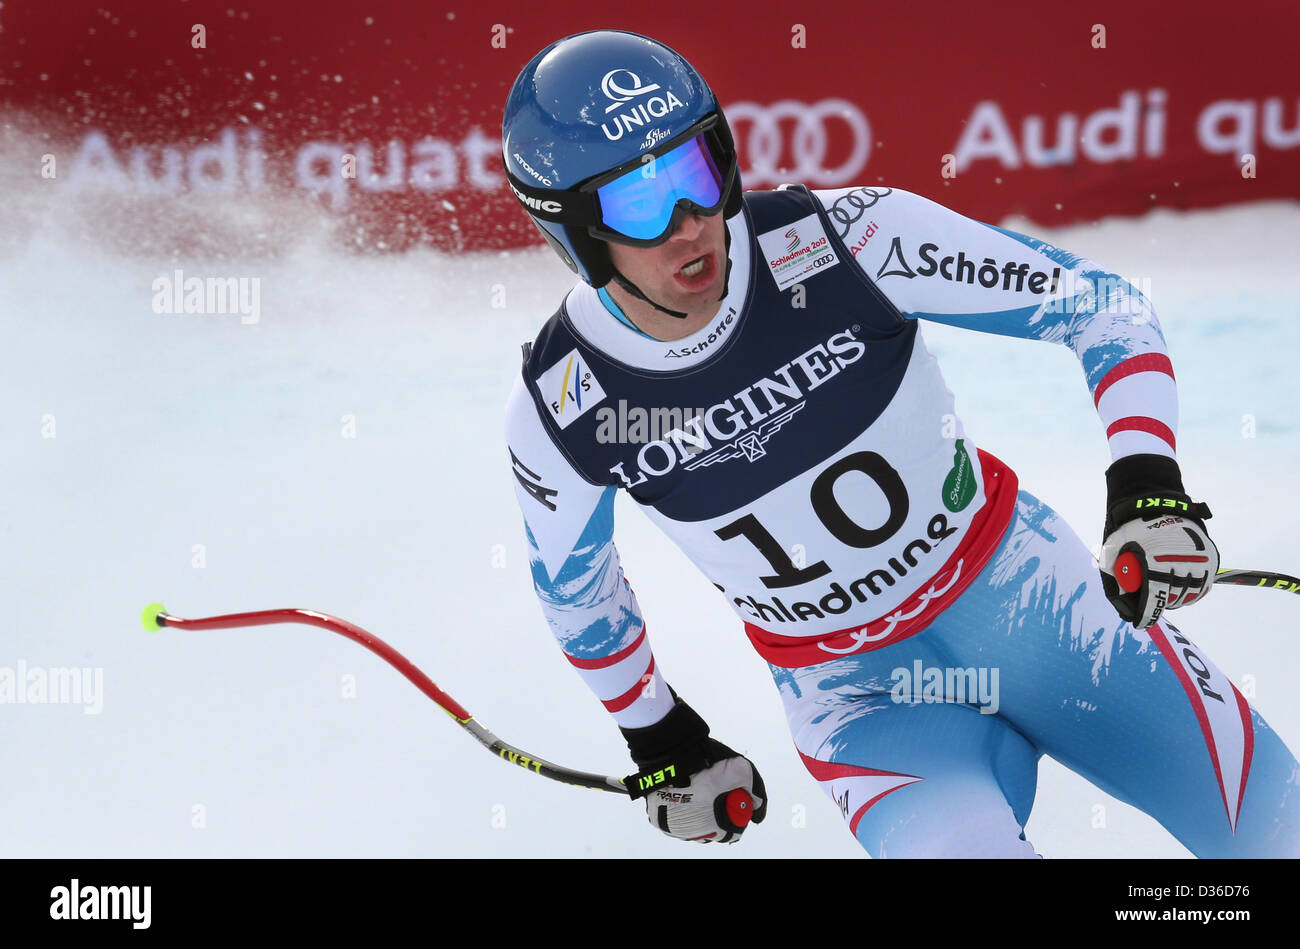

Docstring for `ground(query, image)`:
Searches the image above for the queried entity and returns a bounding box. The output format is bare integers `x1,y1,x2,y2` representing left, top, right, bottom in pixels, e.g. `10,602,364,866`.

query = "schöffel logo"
608,328,865,488
876,237,1062,294
537,349,608,430
664,309,736,359
600,68,685,142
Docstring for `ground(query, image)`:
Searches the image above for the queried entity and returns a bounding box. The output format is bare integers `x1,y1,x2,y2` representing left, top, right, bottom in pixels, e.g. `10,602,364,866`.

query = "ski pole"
140,603,630,795
1211,569,1300,593
1111,561,1300,597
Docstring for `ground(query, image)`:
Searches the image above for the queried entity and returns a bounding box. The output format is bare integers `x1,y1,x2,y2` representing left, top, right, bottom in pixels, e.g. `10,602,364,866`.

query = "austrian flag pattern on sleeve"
828,185,1179,464
1092,352,1178,459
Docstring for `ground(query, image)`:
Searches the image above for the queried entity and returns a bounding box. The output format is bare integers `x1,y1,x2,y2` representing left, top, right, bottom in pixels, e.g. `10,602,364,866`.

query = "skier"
500,29,1300,857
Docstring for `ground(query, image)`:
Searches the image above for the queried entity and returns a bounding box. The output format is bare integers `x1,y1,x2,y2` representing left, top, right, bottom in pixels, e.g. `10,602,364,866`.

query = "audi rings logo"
601,69,662,113
827,186,892,238
725,99,872,187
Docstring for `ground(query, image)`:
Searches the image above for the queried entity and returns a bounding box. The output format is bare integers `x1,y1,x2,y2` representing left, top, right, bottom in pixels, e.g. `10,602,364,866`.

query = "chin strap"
609,223,735,320
610,268,689,319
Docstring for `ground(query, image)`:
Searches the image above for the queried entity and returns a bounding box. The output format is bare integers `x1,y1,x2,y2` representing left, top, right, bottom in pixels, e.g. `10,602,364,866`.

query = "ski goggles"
579,117,734,246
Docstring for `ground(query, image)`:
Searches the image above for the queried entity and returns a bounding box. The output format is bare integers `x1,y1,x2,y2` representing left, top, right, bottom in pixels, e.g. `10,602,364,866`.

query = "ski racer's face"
604,209,728,340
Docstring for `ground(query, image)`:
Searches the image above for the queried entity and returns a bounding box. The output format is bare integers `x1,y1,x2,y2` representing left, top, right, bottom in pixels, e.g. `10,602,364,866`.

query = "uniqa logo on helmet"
599,68,686,142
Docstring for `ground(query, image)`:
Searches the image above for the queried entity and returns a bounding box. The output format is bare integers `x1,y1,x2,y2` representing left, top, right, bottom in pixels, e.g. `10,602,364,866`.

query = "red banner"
3,1,1298,254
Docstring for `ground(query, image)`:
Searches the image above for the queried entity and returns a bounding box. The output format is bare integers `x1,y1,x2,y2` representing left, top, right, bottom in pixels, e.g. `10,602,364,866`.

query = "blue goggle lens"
594,135,724,241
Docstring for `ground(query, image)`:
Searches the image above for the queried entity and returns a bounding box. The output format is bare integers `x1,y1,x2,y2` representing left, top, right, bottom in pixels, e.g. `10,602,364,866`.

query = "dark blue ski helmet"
502,30,743,287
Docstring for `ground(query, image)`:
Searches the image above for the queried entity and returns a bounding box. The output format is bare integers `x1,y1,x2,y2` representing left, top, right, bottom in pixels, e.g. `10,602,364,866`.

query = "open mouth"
674,253,715,288
680,256,708,277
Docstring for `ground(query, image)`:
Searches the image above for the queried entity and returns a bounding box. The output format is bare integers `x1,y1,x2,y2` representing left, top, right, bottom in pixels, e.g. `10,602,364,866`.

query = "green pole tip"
141,602,168,632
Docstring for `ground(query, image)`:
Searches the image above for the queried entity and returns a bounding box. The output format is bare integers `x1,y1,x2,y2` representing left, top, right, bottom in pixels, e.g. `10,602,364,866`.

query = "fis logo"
538,349,608,429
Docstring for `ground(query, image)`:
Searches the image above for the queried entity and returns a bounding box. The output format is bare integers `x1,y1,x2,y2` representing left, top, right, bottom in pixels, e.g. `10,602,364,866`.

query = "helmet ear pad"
527,218,614,287
564,224,618,288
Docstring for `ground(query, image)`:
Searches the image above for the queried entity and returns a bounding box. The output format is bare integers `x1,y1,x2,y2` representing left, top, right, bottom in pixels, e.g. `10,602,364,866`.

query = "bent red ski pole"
141,603,629,795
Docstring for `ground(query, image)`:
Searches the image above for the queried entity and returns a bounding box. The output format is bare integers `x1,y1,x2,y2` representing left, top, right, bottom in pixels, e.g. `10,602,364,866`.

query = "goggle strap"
504,169,597,227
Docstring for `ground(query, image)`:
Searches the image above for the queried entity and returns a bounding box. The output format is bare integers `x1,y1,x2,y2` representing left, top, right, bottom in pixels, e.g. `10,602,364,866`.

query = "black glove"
620,697,767,844
1098,453,1219,628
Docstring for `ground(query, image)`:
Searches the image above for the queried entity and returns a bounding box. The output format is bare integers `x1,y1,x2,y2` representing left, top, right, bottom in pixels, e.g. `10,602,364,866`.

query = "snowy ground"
3,195,1298,858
